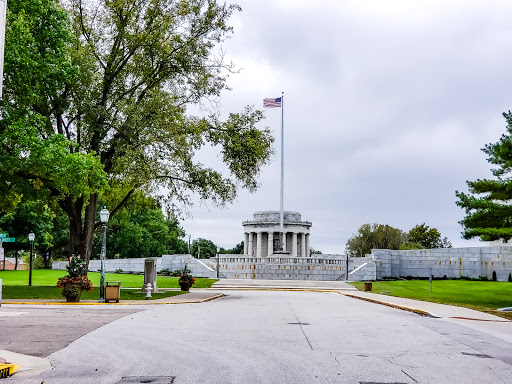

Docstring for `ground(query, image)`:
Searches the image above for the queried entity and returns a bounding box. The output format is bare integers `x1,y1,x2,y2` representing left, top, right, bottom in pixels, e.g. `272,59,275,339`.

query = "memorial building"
242,211,312,257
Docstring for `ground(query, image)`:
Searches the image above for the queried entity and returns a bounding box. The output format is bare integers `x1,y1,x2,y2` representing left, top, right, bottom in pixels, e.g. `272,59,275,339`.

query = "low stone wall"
52,254,216,278
370,246,512,282
216,254,350,280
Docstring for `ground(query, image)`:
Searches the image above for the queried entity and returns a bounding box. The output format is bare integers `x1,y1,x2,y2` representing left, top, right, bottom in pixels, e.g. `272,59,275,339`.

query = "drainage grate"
117,376,175,384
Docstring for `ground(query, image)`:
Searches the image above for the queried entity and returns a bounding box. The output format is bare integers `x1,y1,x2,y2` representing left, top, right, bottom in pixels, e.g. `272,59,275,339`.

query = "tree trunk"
62,194,99,269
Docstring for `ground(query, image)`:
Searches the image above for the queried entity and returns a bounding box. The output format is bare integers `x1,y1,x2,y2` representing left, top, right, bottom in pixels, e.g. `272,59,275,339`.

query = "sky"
181,0,512,254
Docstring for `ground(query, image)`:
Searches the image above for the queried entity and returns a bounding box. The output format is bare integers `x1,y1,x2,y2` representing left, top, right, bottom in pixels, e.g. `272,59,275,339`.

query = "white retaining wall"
52,254,216,278
216,254,351,280
370,246,512,281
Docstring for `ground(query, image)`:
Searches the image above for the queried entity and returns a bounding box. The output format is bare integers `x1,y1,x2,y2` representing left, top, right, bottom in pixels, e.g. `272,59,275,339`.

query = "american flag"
263,97,282,108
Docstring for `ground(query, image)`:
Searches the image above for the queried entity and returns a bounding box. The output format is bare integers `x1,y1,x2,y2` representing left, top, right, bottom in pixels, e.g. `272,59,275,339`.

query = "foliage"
56,275,94,292
66,255,87,277
456,111,512,242
191,238,218,258
219,241,244,254
178,265,195,286
407,223,451,249
92,192,188,259
61,284,81,298
398,242,425,250
1,0,274,267
345,223,406,257
0,269,217,288
310,247,323,255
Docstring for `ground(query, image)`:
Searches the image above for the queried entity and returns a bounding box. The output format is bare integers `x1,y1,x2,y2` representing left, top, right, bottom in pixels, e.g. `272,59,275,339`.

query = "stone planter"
179,281,191,291
62,284,82,302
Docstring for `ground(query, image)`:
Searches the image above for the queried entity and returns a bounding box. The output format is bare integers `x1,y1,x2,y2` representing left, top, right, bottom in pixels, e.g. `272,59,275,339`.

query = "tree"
456,111,512,242
92,192,189,259
219,241,244,254
407,223,451,249
1,0,274,267
191,238,217,258
345,223,405,257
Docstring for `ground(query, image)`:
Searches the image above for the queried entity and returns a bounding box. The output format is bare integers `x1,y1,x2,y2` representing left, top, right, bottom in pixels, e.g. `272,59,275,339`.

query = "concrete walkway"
212,278,358,290
1,290,223,306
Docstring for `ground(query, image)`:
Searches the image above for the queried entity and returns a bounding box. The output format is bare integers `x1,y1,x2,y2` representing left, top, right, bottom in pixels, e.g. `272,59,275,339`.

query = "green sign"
0,233,7,238
1,237,15,243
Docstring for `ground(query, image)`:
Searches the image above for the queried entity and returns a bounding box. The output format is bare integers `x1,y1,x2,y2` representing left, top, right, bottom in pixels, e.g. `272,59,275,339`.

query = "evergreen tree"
456,111,512,242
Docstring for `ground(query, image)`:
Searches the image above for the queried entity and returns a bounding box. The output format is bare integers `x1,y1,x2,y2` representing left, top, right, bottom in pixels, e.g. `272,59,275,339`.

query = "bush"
160,268,170,276
171,269,181,277
115,268,123,274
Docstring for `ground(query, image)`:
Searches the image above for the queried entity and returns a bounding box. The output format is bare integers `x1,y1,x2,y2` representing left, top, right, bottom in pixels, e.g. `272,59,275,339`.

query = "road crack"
289,302,313,351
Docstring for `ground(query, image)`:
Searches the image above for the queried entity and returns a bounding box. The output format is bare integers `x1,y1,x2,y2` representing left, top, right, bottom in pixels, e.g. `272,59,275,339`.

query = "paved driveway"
3,290,512,383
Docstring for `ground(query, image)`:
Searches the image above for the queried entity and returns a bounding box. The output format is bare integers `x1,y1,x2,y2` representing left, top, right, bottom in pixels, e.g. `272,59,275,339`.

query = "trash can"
363,282,373,292
105,281,121,302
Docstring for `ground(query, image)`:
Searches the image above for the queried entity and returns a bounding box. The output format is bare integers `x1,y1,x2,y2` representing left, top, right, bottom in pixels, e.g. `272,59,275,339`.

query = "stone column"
282,232,287,253
244,233,249,255
301,233,306,257
268,232,273,256
305,234,310,257
292,232,298,257
256,232,262,257
248,232,254,256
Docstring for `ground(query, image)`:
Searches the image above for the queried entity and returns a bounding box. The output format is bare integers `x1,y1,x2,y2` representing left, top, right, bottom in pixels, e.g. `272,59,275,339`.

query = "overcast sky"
181,0,512,254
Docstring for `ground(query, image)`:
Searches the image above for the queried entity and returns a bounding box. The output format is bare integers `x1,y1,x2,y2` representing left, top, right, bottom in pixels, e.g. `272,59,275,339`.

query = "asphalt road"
5,291,512,383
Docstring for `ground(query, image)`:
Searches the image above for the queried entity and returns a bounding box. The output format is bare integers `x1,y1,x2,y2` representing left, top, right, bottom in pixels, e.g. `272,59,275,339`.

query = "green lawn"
349,280,512,319
0,285,186,301
0,269,217,300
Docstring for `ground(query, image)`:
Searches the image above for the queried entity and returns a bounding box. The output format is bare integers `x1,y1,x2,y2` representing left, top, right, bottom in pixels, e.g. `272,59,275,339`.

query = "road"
5,290,512,383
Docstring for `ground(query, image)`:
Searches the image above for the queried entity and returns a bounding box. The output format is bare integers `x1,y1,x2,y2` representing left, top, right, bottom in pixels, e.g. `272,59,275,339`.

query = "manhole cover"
117,376,175,383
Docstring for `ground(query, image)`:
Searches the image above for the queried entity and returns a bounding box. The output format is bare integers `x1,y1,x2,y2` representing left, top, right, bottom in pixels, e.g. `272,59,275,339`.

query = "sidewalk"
1,290,224,306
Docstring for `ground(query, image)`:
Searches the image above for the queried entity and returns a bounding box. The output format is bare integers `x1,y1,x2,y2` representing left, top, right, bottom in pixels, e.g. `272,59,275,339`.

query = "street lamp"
98,206,110,302
345,253,349,283
188,234,191,255
28,232,35,286
216,246,220,279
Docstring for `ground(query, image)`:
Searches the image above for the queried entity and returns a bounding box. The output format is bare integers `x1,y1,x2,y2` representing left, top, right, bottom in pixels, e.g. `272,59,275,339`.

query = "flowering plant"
56,255,94,295
178,265,196,286
57,275,94,292
66,254,87,277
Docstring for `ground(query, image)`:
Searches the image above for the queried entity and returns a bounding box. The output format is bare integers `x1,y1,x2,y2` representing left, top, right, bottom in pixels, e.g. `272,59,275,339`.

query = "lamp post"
216,246,220,278
98,207,110,302
345,253,349,283
188,234,191,255
28,232,35,286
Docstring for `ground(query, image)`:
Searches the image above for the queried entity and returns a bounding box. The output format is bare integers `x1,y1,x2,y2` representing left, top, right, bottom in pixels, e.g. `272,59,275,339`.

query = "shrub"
115,268,123,274
160,268,170,276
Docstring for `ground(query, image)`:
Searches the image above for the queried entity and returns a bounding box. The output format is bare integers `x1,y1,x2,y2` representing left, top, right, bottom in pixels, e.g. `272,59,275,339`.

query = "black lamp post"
98,207,110,302
28,232,35,286
216,246,220,278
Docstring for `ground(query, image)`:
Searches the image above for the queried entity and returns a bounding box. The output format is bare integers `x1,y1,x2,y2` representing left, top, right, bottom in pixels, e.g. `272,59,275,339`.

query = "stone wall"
216,254,351,280
370,246,512,282
53,254,217,278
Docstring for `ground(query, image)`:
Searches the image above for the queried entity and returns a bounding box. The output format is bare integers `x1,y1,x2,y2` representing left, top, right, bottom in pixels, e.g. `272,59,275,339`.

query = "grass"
0,285,186,301
349,280,512,320
0,269,218,300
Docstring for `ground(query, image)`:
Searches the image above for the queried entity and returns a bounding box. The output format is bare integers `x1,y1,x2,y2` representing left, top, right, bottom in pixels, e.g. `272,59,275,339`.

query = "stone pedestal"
142,258,158,293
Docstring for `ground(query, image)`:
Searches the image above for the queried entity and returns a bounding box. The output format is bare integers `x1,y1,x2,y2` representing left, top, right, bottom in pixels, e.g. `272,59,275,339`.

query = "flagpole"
280,91,284,251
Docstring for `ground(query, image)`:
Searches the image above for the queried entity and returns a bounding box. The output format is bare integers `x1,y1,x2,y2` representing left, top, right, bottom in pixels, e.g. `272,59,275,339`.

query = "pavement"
1,279,511,380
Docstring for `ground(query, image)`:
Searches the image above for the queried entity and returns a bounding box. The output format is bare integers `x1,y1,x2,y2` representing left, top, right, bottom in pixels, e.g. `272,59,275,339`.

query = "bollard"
145,283,152,300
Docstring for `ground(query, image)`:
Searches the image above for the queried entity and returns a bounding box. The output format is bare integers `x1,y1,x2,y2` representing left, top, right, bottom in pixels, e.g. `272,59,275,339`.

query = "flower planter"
62,284,83,302
179,281,191,291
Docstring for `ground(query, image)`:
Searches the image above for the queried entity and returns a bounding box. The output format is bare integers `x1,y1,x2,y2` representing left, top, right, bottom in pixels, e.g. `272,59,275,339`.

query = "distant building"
0,257,27,270
242,211,312,257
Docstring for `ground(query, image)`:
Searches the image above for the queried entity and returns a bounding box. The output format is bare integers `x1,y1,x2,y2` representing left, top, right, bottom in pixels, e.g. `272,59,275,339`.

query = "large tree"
1,0,274,266
345,223,405,257
406,223,451,249
456,111,512,242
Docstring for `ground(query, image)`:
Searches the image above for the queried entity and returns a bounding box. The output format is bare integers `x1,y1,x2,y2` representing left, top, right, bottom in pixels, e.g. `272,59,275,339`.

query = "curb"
1,293,225,306
339,292,437,318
